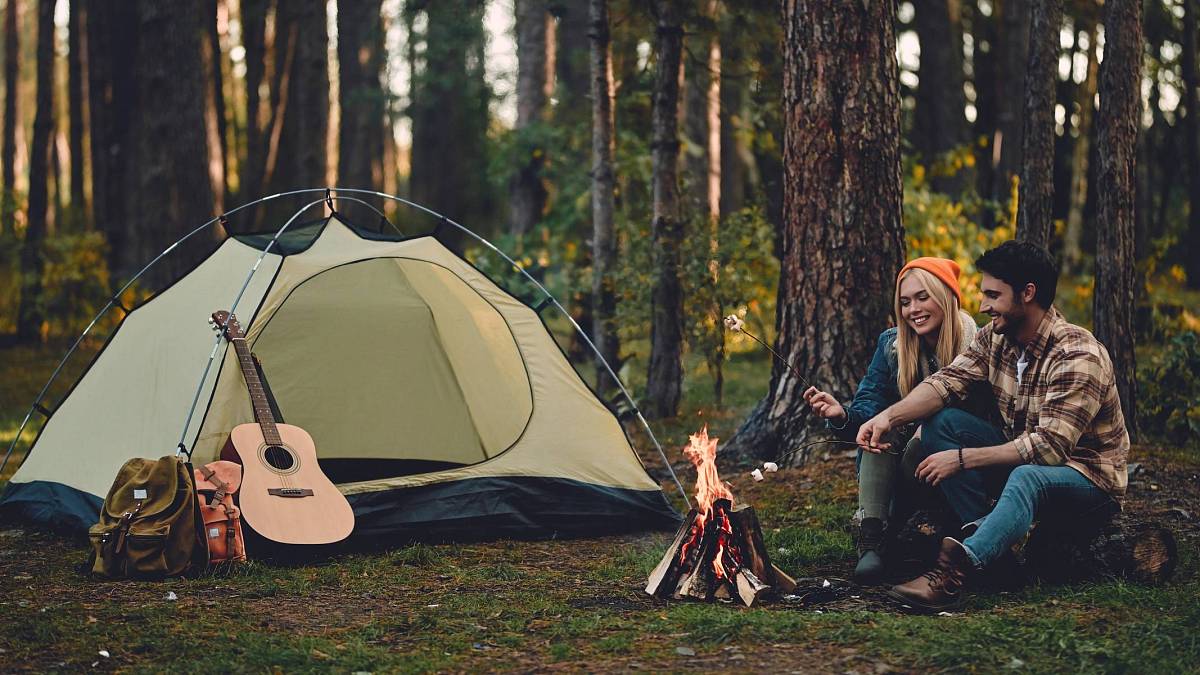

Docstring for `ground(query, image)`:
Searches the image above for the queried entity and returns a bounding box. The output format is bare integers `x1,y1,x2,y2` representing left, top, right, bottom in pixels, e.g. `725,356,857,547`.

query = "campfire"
645,427,795,606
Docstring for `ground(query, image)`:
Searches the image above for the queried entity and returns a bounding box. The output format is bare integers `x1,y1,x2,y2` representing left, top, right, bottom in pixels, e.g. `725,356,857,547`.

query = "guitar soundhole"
263,445,295,471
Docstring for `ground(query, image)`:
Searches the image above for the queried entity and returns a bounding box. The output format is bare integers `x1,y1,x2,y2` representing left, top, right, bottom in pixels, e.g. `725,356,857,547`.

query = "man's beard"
992,301,1026,336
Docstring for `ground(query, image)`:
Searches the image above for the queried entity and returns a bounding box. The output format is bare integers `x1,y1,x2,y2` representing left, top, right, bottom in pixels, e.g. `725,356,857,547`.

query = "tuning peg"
207,317,215,324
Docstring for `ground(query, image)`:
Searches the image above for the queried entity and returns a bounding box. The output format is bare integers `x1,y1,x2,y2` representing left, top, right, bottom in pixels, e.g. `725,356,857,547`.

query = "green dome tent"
1,191,683,541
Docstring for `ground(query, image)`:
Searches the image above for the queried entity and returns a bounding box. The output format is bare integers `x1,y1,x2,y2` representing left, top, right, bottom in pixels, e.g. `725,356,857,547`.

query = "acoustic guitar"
210,310,355,545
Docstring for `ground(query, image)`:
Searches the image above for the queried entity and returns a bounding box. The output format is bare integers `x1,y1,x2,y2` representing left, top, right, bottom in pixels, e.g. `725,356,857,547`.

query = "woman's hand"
802,386,846,422
915,449,963,486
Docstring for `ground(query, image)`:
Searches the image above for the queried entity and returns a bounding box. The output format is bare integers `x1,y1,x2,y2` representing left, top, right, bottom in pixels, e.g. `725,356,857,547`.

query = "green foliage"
903,151,1011,315
0,231,112,338
1138,331,1200,449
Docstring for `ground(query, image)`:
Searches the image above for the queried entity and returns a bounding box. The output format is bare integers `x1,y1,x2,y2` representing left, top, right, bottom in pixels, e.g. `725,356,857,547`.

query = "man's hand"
856,412,893,454
915,449,963,486
802,386,846,422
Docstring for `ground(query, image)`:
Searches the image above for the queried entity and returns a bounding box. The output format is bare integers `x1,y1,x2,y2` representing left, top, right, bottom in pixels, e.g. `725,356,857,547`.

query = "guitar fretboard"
230,337,282,446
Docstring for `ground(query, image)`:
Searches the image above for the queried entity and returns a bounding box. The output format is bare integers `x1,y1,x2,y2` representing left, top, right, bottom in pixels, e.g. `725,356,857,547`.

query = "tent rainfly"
1,208,681,541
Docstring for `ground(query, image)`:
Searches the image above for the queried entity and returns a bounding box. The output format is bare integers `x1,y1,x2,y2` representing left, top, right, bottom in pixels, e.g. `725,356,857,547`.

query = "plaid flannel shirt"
924,307,1130,498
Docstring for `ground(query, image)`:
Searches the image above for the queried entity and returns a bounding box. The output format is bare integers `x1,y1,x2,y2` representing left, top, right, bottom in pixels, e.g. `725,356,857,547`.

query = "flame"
683,426,734,522
677,426,741,579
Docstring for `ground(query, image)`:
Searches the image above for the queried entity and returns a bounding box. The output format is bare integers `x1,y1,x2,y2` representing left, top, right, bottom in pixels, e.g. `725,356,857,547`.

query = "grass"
1,341,1199,673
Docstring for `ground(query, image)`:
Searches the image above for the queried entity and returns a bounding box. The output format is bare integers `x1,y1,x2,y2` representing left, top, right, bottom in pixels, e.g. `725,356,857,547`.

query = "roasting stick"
722,315,897,481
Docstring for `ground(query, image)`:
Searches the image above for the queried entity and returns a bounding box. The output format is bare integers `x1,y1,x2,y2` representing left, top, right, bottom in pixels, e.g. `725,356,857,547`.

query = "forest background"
0,0,1199,469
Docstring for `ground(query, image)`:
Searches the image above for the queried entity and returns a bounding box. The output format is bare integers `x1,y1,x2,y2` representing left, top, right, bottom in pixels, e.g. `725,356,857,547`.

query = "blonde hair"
895,267,966,396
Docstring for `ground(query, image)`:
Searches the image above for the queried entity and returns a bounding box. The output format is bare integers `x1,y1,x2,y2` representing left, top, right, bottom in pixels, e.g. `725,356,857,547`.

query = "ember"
645,427,796,606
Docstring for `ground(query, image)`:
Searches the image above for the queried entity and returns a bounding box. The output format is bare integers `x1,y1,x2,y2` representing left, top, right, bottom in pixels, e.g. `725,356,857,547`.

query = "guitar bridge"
267,488,315,498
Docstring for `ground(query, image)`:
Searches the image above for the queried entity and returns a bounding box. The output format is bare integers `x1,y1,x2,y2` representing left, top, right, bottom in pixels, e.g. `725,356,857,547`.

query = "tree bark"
725,0,905,461
202,0,228,211
1092,0,1142,440
87,0,138,279
1182,0,1200,288
989,0,1029,225
409,0,490,252
126,0,216,288
240,0,268,204
2,0,17,237
590,0,620,394
644,0,686,419
1016,0,1062,249
337,0,386,212
509,0,552,235
17,0,54,342
913,0,971,194
550,0,589,124
1063,10,1099,275
67,0,88,227
718,8,750,217
264,0,328,211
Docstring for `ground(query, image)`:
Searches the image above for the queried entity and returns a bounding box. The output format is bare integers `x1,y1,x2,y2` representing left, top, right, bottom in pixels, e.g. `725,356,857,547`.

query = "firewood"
770,563,798,594
729,504,775,586
645,509,698,597
734,569,770,607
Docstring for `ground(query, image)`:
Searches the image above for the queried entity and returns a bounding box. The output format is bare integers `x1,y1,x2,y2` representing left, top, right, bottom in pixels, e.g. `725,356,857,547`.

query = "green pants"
858,433,924,524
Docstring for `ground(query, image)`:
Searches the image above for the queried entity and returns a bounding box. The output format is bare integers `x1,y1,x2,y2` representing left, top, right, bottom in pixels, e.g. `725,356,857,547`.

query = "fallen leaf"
675,646,696,656
86,615,98,624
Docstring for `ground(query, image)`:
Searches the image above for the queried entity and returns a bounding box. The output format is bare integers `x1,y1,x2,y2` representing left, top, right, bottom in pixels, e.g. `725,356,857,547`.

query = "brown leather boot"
886,537,975,612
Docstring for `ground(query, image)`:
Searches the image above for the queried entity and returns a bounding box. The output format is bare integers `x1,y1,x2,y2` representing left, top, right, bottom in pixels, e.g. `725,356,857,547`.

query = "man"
856,240,1129,612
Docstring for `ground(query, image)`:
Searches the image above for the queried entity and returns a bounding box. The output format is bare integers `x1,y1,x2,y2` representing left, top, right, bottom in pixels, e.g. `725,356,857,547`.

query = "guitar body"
222,422,355,545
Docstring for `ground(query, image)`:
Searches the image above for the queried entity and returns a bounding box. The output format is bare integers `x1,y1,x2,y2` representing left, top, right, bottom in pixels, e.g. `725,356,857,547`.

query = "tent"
1,202,681,541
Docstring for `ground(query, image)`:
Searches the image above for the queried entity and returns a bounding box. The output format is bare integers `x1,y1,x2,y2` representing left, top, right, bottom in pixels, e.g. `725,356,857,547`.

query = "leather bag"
88,455,205,579
193,460,247,565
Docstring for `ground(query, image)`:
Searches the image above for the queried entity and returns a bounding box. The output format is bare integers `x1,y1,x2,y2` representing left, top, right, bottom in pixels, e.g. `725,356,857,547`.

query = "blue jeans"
914,409,1116,567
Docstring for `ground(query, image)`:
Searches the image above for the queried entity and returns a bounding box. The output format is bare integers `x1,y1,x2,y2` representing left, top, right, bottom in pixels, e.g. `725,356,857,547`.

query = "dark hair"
975,240,1059,307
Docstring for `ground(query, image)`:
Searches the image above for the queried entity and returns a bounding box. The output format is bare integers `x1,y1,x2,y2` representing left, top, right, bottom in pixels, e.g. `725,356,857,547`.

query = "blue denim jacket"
828,328,904,441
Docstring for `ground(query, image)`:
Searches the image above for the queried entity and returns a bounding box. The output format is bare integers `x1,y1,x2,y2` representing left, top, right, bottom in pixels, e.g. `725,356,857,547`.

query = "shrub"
1137,331,1200,449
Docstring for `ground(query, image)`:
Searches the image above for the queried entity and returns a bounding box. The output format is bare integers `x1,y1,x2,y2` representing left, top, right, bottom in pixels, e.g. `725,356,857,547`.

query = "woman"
802,257,977,584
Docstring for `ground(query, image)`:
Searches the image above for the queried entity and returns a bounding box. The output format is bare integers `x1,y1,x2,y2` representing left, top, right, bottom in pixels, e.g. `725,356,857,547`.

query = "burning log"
645,427,794,607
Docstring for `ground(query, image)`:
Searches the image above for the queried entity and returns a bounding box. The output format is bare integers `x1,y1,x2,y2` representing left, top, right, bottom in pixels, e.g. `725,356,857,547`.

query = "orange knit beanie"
897,257,963,305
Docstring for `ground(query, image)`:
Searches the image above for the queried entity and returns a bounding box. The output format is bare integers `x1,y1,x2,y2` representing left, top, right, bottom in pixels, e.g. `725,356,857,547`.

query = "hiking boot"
854,517,886,585
887,537,975,612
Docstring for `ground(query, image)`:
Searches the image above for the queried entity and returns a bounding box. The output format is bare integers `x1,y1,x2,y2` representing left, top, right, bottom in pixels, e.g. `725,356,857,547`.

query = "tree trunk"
725,0,905,462
509,0,552,235
989,0,1029,226
17,0,54,342
264,0,328,214
202,0,228,211
240,0,268,204
2,0,17,237
1016,0,1061,249
590,0,619,394
913,0,971,194
718,8,749,217
337,0,386,212
1182,0,1200,288
1063,10,1099,275
969,0,997,207
409,0,490,252
126,0,216,289
1092,0,1142,440
87,0,138,279
644,0,686,420
67,0,88,227
550,0,588,124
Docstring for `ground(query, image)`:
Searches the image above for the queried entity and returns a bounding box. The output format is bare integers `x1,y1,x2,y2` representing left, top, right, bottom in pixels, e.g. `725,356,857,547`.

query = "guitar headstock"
209,310,245,340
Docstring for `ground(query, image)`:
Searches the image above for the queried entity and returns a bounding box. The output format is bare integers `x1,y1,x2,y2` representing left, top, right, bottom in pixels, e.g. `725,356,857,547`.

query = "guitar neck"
229,336,282,446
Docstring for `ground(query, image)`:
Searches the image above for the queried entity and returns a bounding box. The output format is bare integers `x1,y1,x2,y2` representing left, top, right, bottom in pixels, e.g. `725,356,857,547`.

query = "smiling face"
980,272,1031,335
898,272,945,342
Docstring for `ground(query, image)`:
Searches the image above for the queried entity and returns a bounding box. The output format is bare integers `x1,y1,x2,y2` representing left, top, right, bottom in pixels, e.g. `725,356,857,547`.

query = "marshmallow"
750,468,764,482
763,462,778,473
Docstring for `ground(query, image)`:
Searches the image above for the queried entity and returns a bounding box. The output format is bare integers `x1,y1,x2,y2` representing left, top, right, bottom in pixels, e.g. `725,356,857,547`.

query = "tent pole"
175,198,327,455
1,189,360,475
6,188,692,512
